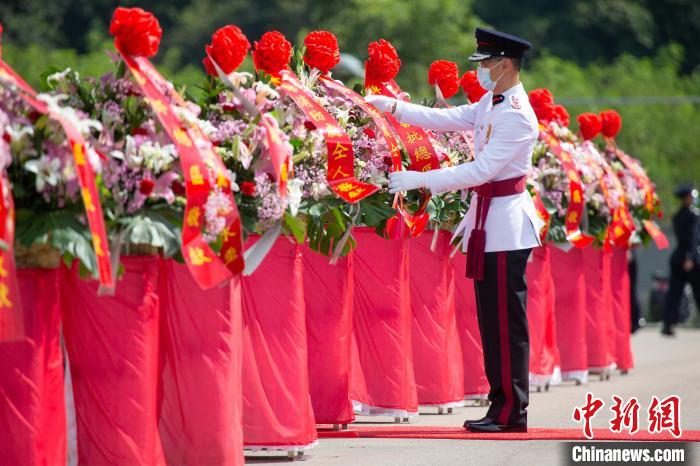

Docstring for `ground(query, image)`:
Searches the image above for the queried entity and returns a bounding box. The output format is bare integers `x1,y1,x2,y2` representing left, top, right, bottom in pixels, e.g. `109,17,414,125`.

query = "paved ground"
245,326,700,465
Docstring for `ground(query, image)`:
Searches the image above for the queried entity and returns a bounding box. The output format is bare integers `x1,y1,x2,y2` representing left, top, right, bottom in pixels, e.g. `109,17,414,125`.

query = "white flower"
237,141,253,170
227,71,254,88
6,124,34,145
287,178,303,216
310,181,330,200
140,142,177,173
197,118,218,138
253,81,279,103
46,68,79,91
37,93,102,137
24,156,61,192
123,136,143,168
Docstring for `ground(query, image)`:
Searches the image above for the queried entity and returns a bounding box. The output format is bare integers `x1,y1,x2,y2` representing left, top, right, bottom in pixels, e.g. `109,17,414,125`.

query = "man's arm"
393,100,479,132
421,111,534,194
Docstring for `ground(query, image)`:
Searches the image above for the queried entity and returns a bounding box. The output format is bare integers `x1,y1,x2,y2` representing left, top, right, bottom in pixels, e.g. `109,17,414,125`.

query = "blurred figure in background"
662,183,700,336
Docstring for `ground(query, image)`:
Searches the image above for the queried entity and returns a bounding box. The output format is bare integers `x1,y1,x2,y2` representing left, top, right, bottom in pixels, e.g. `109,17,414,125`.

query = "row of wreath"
0,7,666,303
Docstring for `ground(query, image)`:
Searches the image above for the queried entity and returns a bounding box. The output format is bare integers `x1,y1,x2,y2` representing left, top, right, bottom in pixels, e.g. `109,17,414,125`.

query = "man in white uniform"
366,27,543,433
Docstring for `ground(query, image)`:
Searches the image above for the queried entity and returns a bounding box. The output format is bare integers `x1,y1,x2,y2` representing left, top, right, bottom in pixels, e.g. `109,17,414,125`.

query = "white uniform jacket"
394,82,544,252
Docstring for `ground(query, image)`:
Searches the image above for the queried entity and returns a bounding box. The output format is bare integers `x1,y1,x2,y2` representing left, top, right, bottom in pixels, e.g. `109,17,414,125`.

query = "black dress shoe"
462,416,491,428
661,326,675,337
467,419,527,433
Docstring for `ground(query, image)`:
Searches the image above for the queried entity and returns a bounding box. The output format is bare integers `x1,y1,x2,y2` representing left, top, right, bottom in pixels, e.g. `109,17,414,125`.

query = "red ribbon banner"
539,126,594,248
0,171,23,339
117,53,244,288
364,79,442,237
532,191,551,243
277,71,378,203
0,61,114,292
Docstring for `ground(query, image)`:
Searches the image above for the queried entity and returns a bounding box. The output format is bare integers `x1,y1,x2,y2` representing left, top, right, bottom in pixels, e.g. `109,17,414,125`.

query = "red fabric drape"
610,248,634,371
582,248,615,370
302,247,354,425
61,256,165,466
550,246,588,379
409,231,464,406
452,252,489,398
158,260,243,465
526,246,558,384
241,237,317,448
0,268,65,465
350,227,418,415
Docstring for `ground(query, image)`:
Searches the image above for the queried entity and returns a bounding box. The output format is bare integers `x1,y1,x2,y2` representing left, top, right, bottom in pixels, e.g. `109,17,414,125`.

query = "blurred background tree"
0,0,698,211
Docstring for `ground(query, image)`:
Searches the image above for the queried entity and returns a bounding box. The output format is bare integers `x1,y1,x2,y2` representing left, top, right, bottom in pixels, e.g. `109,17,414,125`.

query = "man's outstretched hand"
388,171,427,194
364,95,397,114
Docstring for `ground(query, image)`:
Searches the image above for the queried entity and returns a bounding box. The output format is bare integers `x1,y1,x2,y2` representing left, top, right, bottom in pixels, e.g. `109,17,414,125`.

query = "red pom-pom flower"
553,104,570,127
576,113,602,140
241,181,256,196
528,88,555,123
365,39,401,84
599,109,622,138
459,71,487,103
205,25,250,75
303,30,340,73
252,31,292,78
428,60,460,99
109,7,162,57
139,178,155,196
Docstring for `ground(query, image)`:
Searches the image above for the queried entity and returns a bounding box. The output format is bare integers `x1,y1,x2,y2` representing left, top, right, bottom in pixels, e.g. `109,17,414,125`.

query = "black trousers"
473,248,531,427
663,264,700,326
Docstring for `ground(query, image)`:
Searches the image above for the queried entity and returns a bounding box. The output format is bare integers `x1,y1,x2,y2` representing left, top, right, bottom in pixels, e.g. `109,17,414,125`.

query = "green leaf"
284,212,307,244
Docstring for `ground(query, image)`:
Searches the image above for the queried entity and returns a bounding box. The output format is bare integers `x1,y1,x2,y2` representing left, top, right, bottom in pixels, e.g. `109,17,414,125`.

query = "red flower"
252,31,292,77
241,181,256,196
139,178,155,196
365,39,401,84
131,127,148,136
2,132,10,143
205,25,250,75
363,127,376,139
553,104,570,127
528,88,555,123
600,109,622,138
459,70,487,103
171,179,186,197
303,120,316,131
303,30,340,73
109,7,162,57
428,60,460,99
577,112,602,140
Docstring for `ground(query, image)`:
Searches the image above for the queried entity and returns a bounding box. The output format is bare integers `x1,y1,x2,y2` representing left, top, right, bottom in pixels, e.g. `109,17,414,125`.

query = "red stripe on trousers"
497,252,514,425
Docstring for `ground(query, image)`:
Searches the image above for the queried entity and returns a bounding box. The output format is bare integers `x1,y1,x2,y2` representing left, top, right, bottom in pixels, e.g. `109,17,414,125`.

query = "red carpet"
317,425,699,442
